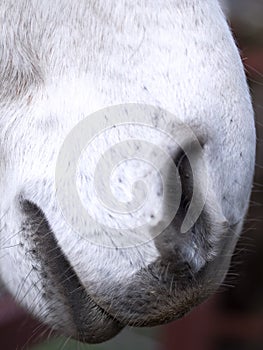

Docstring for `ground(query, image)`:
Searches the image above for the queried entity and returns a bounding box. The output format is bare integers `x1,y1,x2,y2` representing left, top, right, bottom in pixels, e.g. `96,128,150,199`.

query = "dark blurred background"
0,1,262,349
222,0,263,316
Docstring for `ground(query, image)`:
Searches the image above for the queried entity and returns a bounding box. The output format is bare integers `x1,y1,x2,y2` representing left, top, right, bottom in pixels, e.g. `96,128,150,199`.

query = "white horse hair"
0,0,256,344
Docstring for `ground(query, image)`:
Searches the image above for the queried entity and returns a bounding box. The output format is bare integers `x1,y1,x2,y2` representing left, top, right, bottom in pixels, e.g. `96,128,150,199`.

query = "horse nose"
145,139,209,269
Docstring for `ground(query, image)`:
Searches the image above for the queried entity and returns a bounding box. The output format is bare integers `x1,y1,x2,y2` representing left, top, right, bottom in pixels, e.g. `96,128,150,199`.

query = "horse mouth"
19,199,200,341
19,198,237,343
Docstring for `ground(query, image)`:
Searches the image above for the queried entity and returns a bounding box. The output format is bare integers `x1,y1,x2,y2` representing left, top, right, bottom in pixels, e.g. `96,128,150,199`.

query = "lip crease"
21,199,124,343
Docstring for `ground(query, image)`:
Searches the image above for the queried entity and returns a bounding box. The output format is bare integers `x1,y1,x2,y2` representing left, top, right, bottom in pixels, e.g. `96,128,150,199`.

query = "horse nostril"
150,139,229,275
149,142,205,272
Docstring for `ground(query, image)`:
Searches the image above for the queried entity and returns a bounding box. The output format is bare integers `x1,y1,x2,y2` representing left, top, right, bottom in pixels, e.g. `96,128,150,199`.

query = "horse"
0,0,256,344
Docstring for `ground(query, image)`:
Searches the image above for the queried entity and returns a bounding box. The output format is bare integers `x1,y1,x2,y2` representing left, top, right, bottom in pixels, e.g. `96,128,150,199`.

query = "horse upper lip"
84,262,205,327
80,222,237,328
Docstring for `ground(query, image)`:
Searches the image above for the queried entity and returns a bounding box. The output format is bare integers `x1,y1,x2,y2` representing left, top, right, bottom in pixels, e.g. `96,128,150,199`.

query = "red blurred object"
0,294,49,350
161,297,218,350
242,49,263,78
162,296,263,350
